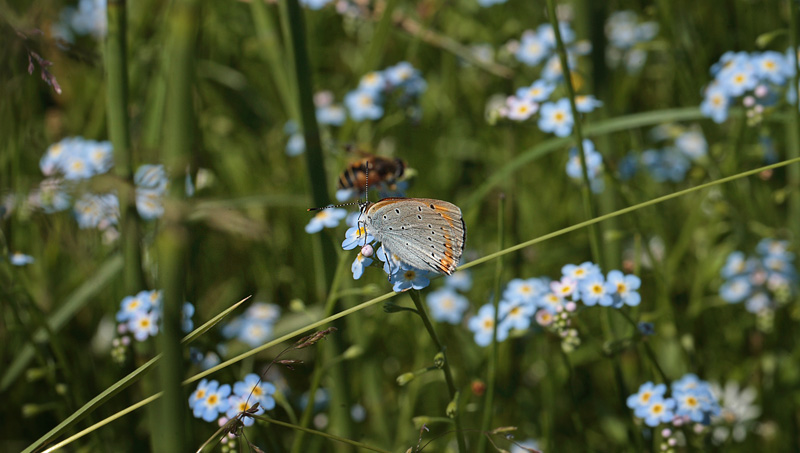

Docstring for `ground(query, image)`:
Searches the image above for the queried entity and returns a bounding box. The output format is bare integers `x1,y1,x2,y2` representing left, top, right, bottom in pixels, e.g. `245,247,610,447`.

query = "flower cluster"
492,23,600,136
468,262,641,351
33,137,170,239
618,125,708,183
40,137,113,180
345,62,427,122
339,212,439,292
605,10,659,72
188,374,276,426
565,139,604,193
425,271,472,324
113,290,194,342
701,50,794,124
221,302,281,348
627,375,721,434
51,0,108,43
719,239,796,330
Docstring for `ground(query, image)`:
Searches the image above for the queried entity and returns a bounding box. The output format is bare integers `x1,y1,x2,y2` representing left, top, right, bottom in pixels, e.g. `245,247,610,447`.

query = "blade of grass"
105,0,144,294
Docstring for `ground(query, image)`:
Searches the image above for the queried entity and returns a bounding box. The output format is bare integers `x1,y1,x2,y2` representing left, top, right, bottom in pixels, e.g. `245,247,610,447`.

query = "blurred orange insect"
337,153,406,195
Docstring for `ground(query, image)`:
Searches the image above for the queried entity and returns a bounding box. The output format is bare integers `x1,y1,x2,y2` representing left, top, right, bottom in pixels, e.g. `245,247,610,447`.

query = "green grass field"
2,0,800,451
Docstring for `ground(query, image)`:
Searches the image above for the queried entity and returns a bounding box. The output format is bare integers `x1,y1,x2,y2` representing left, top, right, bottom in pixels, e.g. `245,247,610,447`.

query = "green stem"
787,0,800,236
477,195,504,452
282,0,353,448
408,290,467,453
105,0,144,294
545,0,603,266
155,0,199,449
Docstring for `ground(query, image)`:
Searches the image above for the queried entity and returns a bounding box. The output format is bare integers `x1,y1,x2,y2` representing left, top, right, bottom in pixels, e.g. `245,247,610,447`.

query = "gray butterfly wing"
365,198,466,275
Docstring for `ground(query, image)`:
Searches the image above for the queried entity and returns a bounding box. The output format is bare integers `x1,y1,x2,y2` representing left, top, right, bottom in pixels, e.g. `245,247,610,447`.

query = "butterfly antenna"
307,201,359,212
364,161,370,202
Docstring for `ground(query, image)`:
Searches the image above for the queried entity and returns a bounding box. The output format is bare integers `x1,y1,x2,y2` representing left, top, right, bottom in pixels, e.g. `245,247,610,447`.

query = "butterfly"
359,197,466,275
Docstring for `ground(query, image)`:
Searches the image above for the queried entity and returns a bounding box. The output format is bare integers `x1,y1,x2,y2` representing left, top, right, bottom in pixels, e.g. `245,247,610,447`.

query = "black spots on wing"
418,206,423,211
417,215,422,220
395,208,400,214
429,204,435,209
383,215,387,219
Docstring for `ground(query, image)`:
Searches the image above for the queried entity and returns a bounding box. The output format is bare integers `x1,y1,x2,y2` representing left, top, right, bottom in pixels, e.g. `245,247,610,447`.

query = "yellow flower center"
554,112,565,122
207,395,218,405
651,403,664,414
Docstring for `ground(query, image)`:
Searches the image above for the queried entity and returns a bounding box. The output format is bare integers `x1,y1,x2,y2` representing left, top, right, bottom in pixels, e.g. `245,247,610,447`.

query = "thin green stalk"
282,0,353,447
787,0,800,235
156,0,199,449
105,0,144,294
545,0,603,266
408,290,467,453
477,195,504,452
